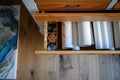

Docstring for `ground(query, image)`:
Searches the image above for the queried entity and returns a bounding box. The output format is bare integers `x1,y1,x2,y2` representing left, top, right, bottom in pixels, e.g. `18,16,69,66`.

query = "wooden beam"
34,13,120,22
35,50,120,54
44,21,48,50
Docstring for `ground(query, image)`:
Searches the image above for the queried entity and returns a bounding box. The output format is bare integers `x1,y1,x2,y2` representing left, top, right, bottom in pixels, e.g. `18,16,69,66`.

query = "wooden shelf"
34,12,120,54
34,13,120,22
35,50,120,54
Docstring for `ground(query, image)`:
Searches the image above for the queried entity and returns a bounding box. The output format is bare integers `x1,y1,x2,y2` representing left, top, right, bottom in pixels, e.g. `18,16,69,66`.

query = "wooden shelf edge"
35,50,120,55
34,13,120,22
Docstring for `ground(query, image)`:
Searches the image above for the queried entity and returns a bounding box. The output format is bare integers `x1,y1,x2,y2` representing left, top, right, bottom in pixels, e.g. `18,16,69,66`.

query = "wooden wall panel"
35,0,110,4
60,54,120,80
18,2,59,80
1,1,120,80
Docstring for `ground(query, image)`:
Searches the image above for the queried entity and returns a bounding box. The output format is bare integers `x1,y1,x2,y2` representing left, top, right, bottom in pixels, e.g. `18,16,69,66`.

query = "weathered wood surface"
60,54,120,80
1,0,120,80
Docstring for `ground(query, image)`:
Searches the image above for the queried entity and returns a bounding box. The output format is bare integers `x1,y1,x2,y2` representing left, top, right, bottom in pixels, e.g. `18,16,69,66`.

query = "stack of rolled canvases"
60,21,120,51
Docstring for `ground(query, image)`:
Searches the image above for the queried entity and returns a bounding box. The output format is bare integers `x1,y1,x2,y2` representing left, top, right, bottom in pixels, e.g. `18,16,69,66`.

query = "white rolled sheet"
62,21,73,49
93,21,114,50
72,22,80,50
113,22,120,49
77,21,94,47
93,21,103,49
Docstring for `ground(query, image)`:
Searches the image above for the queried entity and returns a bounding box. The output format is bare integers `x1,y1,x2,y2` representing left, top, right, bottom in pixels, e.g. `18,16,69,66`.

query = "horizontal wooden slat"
34,0,110,4
37,3,108,11
114,2,120,10
34,13,120,21
35,50,120,54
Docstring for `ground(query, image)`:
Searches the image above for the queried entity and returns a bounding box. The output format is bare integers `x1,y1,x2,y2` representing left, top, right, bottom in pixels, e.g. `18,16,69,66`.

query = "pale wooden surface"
35,50,120,54
19,4,120,80
19,1,120,80
44,21,48,50
1,0,120,80
59,54,120,80
34,13,120,22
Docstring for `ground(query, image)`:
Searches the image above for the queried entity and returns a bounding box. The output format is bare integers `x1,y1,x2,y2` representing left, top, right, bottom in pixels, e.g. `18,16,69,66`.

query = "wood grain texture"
60,55,100,80
37,3,108,11
34,0,110,4
34,55,59,80
17,2,43,80
18,4,120,80
17,1,59,80
60,54,120,80
98,55,120,80
35,50,120,54
1,0,120,80
34,13,120,22
16,2,120,80
44,22,48,50
114,2,120,10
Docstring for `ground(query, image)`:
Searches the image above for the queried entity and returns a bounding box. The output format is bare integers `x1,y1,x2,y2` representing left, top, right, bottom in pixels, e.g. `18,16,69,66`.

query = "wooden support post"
42,11,48,50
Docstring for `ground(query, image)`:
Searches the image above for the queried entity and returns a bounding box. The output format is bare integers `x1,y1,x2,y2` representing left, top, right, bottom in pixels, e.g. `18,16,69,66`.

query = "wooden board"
35,50,120,54
18,4,120,80
35,0,110,4
37,3,108,11
60,54,120,80
114,2,120,10
2,0,120,80
18,2,120,80
44,22,48,50
34,13,120,22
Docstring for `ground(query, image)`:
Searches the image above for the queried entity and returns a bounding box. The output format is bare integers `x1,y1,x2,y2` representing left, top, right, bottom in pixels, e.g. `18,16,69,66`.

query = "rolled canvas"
77,21,94,47
62,21,73,49
72,22,80,50
93,21,114,50
113,22,120,49
93,21,103,49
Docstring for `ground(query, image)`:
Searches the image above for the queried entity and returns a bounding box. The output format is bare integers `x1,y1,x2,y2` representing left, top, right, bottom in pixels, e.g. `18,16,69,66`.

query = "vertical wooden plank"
17,2,44,80
98,55,115,80
78,55,89,80
60,55,80,80
112,55,120,80
34,55,59,80
44,21,48,50
87,55,100,80
42,11,48,50
60,55,100,80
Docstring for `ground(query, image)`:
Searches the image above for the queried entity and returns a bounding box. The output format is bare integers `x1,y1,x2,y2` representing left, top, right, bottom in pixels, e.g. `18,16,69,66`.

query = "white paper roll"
93,21,103,49
113,22,120,49
100,22,109,48
105,21,114,50
72,22,80,50
62,21,73,49
77,21,94,47
93,21,114,50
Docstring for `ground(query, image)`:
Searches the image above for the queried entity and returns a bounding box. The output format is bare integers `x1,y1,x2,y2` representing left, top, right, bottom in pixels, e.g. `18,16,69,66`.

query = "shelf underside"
34,13,120,22
35,50,120,54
